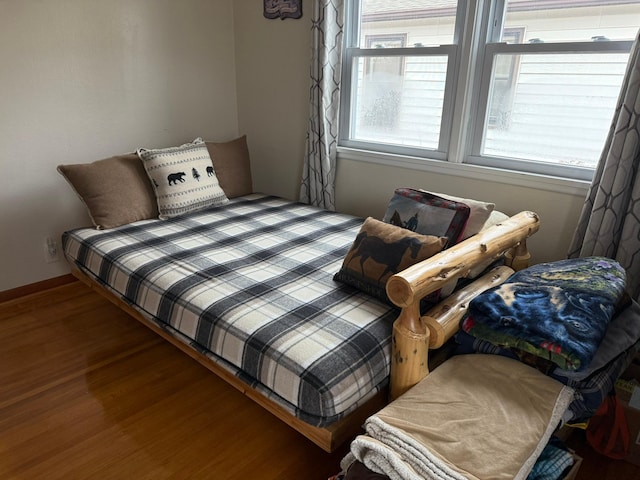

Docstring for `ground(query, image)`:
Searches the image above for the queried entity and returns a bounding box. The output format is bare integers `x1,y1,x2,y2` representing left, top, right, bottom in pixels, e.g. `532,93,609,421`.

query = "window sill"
337,147,591,197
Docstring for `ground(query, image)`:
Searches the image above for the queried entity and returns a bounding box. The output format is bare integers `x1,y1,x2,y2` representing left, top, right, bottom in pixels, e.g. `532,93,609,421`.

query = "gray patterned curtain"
568,29,640,301
299,0,344,211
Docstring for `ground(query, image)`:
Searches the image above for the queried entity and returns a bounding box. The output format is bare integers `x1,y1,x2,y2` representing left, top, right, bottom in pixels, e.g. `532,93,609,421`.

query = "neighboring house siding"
484,53,629,167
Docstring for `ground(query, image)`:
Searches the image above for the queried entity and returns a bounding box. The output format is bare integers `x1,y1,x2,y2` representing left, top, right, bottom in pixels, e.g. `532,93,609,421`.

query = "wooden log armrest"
387,211,540,399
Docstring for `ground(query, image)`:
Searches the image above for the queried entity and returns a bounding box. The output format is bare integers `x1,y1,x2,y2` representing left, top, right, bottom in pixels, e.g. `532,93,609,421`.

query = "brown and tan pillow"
334,217,446,304
382,188,471,248
58,154,158,229
205,135,253,198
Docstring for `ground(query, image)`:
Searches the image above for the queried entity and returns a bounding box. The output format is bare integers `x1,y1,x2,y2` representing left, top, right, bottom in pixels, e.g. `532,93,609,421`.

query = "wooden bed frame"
69,210,540,452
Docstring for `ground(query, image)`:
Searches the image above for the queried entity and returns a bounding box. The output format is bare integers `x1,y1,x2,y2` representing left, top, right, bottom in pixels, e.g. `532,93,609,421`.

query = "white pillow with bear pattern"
137,137,228,219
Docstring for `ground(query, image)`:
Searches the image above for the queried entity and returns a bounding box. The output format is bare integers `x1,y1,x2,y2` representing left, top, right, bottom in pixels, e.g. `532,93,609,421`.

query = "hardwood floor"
1,281,639,479
0,282,349,479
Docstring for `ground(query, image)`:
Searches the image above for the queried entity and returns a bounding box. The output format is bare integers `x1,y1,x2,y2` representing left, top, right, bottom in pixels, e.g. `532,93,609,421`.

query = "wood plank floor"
0,282,350,479
1,281,639,479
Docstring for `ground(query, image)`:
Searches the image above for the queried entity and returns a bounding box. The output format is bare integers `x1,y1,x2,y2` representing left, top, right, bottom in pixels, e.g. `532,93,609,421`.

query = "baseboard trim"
0,274,77,304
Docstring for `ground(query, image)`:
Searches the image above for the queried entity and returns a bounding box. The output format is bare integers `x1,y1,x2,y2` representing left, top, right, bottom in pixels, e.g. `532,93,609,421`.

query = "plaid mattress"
62,194,397,426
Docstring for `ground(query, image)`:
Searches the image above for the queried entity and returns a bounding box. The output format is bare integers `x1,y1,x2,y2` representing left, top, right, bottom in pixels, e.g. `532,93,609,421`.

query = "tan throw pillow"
480,210,510,232
205,135,253,198
334,217,446,304
58,154,158,229
425,190,495,240
137,137,228,219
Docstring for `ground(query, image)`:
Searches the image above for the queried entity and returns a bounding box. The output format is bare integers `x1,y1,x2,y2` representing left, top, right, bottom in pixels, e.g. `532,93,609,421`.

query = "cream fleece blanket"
342,354,574,480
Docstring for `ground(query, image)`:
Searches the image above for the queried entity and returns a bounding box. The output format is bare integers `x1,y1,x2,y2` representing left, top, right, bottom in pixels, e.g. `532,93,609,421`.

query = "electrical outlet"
44,236,61,263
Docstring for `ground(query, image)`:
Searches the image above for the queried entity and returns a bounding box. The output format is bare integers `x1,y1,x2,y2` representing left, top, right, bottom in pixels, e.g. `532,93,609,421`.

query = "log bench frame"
387,210,540,399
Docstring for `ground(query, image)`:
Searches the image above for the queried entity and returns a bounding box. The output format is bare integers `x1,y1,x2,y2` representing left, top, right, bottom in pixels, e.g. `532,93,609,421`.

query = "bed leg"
505,238,531,271
390,302,430,401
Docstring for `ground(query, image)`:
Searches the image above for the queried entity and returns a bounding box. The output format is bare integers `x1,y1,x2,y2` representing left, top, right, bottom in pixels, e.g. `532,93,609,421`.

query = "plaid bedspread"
62,194,397,426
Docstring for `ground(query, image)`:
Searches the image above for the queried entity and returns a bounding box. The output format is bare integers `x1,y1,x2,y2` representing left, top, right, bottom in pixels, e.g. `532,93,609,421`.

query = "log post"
505,238,531,271
389,300,429,401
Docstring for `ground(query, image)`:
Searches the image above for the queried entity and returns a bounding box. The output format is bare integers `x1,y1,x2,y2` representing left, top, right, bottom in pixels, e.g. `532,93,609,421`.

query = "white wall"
233,2,311,200
0,0,239,291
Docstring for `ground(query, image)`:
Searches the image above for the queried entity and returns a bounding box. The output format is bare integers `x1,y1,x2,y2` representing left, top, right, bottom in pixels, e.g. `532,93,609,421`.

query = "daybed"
58,136,539,452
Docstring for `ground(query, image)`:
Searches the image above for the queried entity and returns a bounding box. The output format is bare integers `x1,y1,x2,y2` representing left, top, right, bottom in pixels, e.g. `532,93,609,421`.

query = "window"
340,0,640,181
341,0,463,158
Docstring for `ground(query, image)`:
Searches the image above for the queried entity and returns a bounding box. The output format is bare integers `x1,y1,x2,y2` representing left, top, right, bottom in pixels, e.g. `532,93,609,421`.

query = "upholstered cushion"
58,154,158,229
382,188,470,247
426,191,495,239
334,217,446,303
137,137,228,219
205,135,253,198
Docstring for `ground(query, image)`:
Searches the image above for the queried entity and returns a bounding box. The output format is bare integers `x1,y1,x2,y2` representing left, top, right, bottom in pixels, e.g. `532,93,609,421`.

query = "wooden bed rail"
387,211,540,399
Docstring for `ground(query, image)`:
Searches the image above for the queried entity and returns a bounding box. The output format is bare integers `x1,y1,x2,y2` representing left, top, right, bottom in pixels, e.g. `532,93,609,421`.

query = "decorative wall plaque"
264,0,302,20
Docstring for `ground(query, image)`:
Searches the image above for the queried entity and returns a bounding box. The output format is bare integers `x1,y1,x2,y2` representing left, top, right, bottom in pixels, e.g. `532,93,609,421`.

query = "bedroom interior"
2,1,640,479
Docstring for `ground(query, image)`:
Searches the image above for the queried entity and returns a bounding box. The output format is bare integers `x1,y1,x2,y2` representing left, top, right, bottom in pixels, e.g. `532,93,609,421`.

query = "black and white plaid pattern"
63,194,397,426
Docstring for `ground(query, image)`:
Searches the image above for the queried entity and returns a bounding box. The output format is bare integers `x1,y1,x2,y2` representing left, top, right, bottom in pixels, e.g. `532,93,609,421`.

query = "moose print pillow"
137,137,228,219
334,217,446,304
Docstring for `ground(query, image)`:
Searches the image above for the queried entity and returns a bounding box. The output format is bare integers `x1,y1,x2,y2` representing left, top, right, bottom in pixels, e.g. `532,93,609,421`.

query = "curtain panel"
300,0,344,211
568,29,640,301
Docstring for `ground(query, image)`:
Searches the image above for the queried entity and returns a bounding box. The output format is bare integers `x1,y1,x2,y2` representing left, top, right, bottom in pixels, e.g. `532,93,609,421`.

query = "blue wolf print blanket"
460,257,627,371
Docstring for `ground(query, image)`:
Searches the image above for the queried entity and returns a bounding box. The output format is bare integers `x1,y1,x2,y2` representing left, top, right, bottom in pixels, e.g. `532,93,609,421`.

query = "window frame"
467,0,634,181
338,0,637,183
338,0,468,161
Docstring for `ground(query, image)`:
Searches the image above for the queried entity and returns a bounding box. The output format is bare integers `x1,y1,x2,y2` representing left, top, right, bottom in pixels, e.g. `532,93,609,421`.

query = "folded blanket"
461,257,627,371
342,354,574,480
343,436,432,480
454,329,640,424
556,298,640,379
